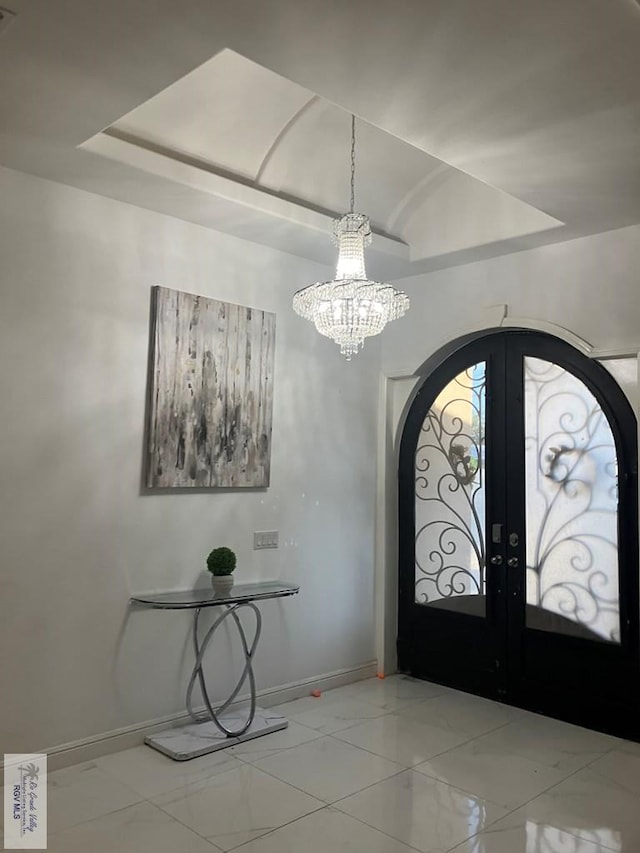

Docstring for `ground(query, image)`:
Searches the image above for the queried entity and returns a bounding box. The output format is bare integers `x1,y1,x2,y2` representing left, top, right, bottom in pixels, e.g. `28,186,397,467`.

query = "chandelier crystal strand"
292,115,410,360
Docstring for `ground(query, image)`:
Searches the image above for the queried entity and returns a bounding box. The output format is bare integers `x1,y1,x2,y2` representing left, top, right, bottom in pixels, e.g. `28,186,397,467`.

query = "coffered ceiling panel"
112,50,313,182
85,49,561,274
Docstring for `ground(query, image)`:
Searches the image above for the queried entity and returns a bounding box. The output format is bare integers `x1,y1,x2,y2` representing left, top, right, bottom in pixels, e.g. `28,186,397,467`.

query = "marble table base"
145,707,288,761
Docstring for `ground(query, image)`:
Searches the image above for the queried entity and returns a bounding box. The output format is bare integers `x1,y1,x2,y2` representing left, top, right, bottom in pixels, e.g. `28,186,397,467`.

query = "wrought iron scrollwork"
524,358,620,643
414,364,486,606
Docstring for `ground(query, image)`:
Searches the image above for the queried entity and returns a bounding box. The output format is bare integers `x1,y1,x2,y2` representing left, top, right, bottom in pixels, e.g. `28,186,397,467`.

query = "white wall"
383,223,640,374
0,166,380,756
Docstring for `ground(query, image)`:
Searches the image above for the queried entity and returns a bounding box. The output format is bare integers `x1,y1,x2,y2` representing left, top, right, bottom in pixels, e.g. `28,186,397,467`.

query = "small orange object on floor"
377,673,385,679
310,689,322,697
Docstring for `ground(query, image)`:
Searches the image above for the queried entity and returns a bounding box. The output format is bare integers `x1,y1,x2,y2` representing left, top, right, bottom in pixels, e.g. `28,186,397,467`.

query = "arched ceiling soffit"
84,49,563,275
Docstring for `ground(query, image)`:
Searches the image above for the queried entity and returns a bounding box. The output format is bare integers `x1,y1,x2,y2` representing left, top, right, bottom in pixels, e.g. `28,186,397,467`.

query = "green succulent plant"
206,546,237,576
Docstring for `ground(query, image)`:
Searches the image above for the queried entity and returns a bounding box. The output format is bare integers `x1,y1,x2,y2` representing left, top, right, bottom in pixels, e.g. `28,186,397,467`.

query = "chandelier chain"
350,114,356,214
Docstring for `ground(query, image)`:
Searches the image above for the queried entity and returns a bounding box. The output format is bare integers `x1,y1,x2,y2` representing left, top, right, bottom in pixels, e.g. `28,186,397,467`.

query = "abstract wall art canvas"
145,286,276,488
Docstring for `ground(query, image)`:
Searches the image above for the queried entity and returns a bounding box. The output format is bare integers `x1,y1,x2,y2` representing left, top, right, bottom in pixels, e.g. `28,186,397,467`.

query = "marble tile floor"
38,676,640,852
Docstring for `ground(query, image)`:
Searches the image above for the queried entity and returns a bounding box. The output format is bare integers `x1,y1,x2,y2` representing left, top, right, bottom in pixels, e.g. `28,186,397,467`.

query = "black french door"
398,331,640,740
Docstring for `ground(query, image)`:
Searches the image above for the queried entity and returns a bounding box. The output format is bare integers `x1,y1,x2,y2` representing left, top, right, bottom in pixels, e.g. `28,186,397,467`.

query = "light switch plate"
253,530,279,550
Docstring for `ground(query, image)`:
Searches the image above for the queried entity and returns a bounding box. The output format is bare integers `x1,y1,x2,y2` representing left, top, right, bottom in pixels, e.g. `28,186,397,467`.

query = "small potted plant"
207,546,237,596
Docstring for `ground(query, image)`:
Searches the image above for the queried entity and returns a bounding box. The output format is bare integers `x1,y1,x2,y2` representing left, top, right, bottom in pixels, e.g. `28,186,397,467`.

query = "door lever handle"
507,557,519,568
489,555,503,566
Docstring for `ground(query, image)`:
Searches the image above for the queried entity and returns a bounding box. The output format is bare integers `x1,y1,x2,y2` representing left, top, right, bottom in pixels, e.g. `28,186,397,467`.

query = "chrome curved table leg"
185,601,262,737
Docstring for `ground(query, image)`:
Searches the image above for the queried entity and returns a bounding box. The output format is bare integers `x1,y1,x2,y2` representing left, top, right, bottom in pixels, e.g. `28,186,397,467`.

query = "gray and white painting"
146,286,275,488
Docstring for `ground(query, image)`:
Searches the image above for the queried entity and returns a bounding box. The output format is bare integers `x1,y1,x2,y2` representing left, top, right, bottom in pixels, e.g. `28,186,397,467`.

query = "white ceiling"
1,0,639,279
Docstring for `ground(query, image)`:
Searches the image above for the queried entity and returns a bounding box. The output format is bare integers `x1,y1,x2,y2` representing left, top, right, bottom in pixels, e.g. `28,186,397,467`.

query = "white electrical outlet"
253,531,279,550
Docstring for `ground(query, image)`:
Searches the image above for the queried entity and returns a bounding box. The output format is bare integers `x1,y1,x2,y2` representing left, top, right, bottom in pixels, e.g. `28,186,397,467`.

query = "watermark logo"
4,753,47,849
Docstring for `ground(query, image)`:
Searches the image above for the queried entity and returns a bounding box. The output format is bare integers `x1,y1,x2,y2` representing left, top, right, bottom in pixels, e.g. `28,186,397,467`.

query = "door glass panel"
414,363,486,616
524,357,620,643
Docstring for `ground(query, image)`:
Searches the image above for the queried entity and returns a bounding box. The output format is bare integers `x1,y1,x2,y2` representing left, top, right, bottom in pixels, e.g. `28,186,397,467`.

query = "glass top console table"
130,581,300,761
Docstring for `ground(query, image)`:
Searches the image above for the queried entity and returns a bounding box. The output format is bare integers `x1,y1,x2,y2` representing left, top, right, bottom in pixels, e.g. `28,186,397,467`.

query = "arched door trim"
376,320,640,678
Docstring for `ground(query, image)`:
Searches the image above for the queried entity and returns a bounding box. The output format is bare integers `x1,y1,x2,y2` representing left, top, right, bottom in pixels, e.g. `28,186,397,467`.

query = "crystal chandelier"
293,116,410,360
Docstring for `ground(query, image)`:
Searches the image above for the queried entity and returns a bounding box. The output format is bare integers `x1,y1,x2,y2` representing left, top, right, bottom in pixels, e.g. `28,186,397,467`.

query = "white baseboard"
33,660,377,772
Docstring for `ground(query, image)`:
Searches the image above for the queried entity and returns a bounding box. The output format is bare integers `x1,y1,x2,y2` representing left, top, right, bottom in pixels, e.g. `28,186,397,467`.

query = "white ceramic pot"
211,574,234,596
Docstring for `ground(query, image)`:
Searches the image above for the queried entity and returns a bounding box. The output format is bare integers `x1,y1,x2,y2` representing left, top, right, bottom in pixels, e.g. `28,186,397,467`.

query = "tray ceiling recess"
81,49,563,279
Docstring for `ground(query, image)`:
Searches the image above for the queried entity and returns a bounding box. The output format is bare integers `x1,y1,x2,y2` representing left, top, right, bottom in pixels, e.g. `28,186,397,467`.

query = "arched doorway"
398,330,640,739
